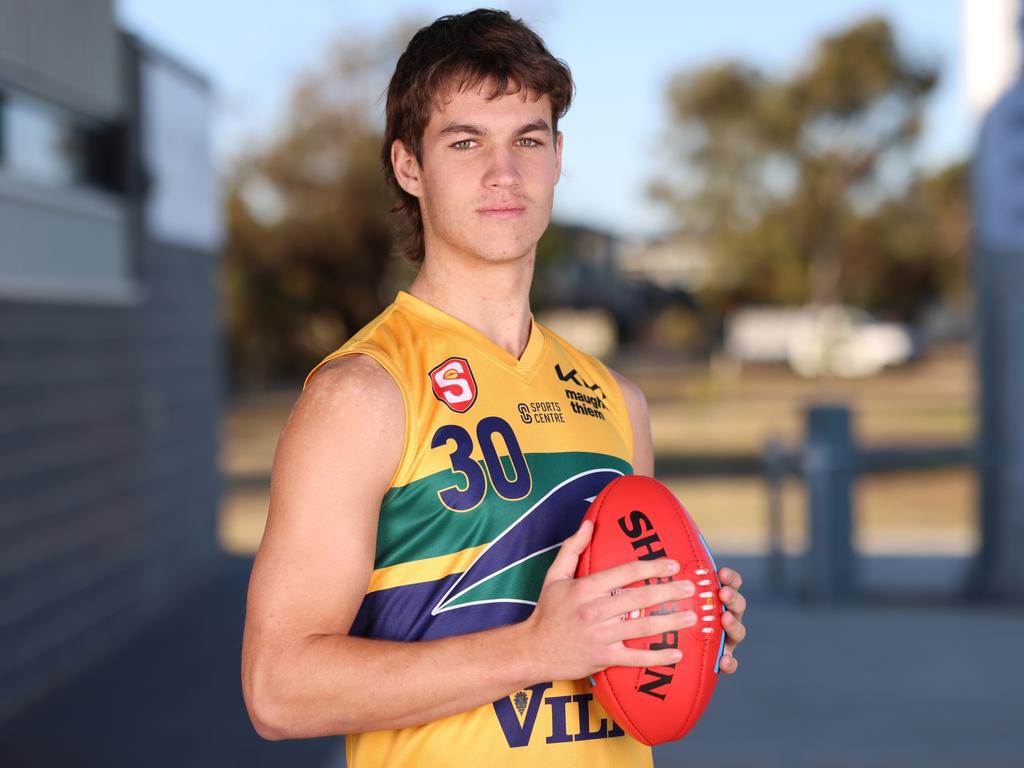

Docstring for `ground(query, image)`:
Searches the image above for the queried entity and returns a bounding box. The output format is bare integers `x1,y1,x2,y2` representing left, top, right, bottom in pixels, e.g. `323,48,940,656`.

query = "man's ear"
391,139,423,198
554,131,563,186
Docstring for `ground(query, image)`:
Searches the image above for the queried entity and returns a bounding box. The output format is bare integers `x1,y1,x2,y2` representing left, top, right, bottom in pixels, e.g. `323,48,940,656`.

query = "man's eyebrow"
438,122,486,137
515,119,553,136
436,119,553,138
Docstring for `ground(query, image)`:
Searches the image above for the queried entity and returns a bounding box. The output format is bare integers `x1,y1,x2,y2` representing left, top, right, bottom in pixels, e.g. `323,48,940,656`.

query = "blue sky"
117,0,973,238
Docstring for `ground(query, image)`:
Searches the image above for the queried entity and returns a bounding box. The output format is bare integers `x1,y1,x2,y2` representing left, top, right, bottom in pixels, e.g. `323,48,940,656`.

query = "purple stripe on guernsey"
349,469,624,642
349,577,537,641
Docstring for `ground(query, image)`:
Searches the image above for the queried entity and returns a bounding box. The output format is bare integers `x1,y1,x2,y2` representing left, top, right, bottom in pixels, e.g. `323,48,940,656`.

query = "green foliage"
222,24,420,387
651,16,968,320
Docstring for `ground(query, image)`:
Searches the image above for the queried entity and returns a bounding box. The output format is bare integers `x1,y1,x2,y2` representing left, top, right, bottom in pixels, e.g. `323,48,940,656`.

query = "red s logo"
430,357,478,413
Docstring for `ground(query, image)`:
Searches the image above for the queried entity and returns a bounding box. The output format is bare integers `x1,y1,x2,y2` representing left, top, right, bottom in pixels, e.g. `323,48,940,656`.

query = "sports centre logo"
430,356,478,413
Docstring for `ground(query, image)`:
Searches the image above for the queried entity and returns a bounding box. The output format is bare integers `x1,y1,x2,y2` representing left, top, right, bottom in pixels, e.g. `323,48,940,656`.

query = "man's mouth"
477,206,526,219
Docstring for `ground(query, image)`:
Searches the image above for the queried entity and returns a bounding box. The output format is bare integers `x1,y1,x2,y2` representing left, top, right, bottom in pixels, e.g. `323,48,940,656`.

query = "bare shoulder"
607,366,654,477
272,352,405,514
291,354,404,436
607,367,649,418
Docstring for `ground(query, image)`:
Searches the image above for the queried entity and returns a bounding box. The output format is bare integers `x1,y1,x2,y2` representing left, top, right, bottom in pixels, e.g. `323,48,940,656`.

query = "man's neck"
407,249,536,360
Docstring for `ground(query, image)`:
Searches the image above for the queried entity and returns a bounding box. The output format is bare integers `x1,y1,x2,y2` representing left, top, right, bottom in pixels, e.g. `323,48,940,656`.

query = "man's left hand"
717,567,747,674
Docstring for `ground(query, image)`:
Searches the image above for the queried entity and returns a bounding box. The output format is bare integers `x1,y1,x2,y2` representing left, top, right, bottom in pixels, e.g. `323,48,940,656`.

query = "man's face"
393,80,563,265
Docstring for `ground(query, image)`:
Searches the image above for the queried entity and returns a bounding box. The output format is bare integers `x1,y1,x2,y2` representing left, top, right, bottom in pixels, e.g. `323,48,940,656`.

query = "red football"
574,474,726,746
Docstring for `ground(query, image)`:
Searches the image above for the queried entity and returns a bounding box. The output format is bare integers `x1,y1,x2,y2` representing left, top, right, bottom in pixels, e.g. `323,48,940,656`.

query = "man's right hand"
524,517,697,682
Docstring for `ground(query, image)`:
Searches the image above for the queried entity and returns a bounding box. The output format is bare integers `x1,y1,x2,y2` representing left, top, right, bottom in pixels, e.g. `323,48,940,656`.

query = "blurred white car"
725,305,916,377
787,305,915,377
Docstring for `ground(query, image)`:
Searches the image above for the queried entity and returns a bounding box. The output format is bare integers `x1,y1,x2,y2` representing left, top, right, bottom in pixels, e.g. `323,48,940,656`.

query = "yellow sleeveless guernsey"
304,291,652,768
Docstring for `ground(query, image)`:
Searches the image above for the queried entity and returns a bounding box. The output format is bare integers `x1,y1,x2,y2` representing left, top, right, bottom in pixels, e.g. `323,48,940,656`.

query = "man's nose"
482,145,522,188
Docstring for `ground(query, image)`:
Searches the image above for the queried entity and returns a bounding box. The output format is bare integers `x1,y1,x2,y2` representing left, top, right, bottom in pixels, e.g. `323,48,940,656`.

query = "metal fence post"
802,404,857,601
764,435,787,594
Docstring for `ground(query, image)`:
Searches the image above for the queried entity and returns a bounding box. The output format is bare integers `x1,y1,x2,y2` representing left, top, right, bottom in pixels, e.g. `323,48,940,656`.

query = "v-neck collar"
395,290,545,378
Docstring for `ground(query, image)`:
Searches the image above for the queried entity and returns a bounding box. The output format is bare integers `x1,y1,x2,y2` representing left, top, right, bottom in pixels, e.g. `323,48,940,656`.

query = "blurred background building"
0,0,222,718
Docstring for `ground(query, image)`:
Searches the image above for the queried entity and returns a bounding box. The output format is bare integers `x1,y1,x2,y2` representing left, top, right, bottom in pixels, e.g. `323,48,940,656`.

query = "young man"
242,9,747,767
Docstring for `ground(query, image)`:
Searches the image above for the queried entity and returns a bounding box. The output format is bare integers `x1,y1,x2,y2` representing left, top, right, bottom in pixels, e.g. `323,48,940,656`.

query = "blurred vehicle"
724,306,807,364
787,305,917,377
725,305,918,377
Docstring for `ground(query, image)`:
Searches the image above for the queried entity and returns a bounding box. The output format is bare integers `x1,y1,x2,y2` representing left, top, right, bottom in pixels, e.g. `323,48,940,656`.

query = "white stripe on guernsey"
433,597,540,610
430,467,623,616
432,544,561,615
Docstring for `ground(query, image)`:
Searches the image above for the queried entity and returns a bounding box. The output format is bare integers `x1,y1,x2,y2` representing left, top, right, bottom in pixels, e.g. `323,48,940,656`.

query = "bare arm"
241,355,695,740
609,368,654,476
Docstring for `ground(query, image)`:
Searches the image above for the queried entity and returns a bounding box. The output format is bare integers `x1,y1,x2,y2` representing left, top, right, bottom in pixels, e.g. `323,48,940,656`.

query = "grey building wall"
0,0,224,718
0,0,122,118
0,242,224,719
0,175,131,296
135,241,223,612
0,297,147,714
0,0,131,295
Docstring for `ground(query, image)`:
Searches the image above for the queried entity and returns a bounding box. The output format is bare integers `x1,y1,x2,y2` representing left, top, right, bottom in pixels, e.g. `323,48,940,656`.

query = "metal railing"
656,403,973,602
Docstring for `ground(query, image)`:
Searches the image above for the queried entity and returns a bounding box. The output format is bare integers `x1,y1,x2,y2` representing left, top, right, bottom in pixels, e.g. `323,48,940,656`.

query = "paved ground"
1,553,1022,767
0,556,343,768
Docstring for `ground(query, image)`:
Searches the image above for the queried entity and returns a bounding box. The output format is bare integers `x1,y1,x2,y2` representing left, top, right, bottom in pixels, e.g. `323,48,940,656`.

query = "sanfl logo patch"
430,356,478,413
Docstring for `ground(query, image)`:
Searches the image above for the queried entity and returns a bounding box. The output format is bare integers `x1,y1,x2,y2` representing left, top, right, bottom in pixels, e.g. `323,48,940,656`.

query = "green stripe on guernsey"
444,548,558,608
376,451,631,569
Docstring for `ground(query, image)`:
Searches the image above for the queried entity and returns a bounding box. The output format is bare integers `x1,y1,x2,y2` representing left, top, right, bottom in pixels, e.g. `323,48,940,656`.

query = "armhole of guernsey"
582,352,636,467
302,346,412,492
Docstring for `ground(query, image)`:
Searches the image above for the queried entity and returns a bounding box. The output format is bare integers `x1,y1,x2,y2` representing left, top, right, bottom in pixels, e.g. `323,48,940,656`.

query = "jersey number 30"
431,417,531,511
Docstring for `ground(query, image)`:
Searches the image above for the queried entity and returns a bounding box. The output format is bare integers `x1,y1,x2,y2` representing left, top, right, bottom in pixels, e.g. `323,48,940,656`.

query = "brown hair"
382,8,575,263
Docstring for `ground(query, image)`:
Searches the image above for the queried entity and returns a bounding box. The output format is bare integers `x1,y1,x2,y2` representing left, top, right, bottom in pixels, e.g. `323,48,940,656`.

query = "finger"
719,654,739,675
719,588,747,618
722,613,746,646
719,567,743,591
603,610,697,644
584,557,680,596
543,519,593,586
596,580,695,622
608,642,684,670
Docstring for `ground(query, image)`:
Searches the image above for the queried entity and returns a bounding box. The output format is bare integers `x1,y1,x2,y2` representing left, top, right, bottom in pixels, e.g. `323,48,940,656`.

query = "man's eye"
452,139,476,150
517,137,542,147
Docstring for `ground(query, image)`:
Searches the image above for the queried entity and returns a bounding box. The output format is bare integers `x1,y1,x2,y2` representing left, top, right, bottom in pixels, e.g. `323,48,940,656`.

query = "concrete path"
0,556,343,767
1,553,1022,767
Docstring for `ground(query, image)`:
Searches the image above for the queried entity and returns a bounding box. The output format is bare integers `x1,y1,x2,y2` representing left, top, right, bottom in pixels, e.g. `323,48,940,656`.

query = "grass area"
621,344,974,455
219,344,978,556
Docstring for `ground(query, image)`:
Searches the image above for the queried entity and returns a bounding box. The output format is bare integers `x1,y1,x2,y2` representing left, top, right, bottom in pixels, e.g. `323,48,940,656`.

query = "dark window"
0,89,124,194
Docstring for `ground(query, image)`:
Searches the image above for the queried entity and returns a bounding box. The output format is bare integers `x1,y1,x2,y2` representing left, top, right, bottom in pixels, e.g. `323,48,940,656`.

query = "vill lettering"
493,684,626,748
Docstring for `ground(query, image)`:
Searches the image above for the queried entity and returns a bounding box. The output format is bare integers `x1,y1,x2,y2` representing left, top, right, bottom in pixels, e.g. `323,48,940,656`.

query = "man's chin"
464,239,536,264
475,247,534,264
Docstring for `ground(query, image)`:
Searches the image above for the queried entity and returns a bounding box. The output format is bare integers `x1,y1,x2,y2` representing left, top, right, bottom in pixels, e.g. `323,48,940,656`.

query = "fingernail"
666,560,679,573
672,650,683,661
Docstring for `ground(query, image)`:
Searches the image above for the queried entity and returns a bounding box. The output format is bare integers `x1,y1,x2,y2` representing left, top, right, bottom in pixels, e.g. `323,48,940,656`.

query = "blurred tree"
843,161,970,319
222,23,419,388
650,17,968,321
